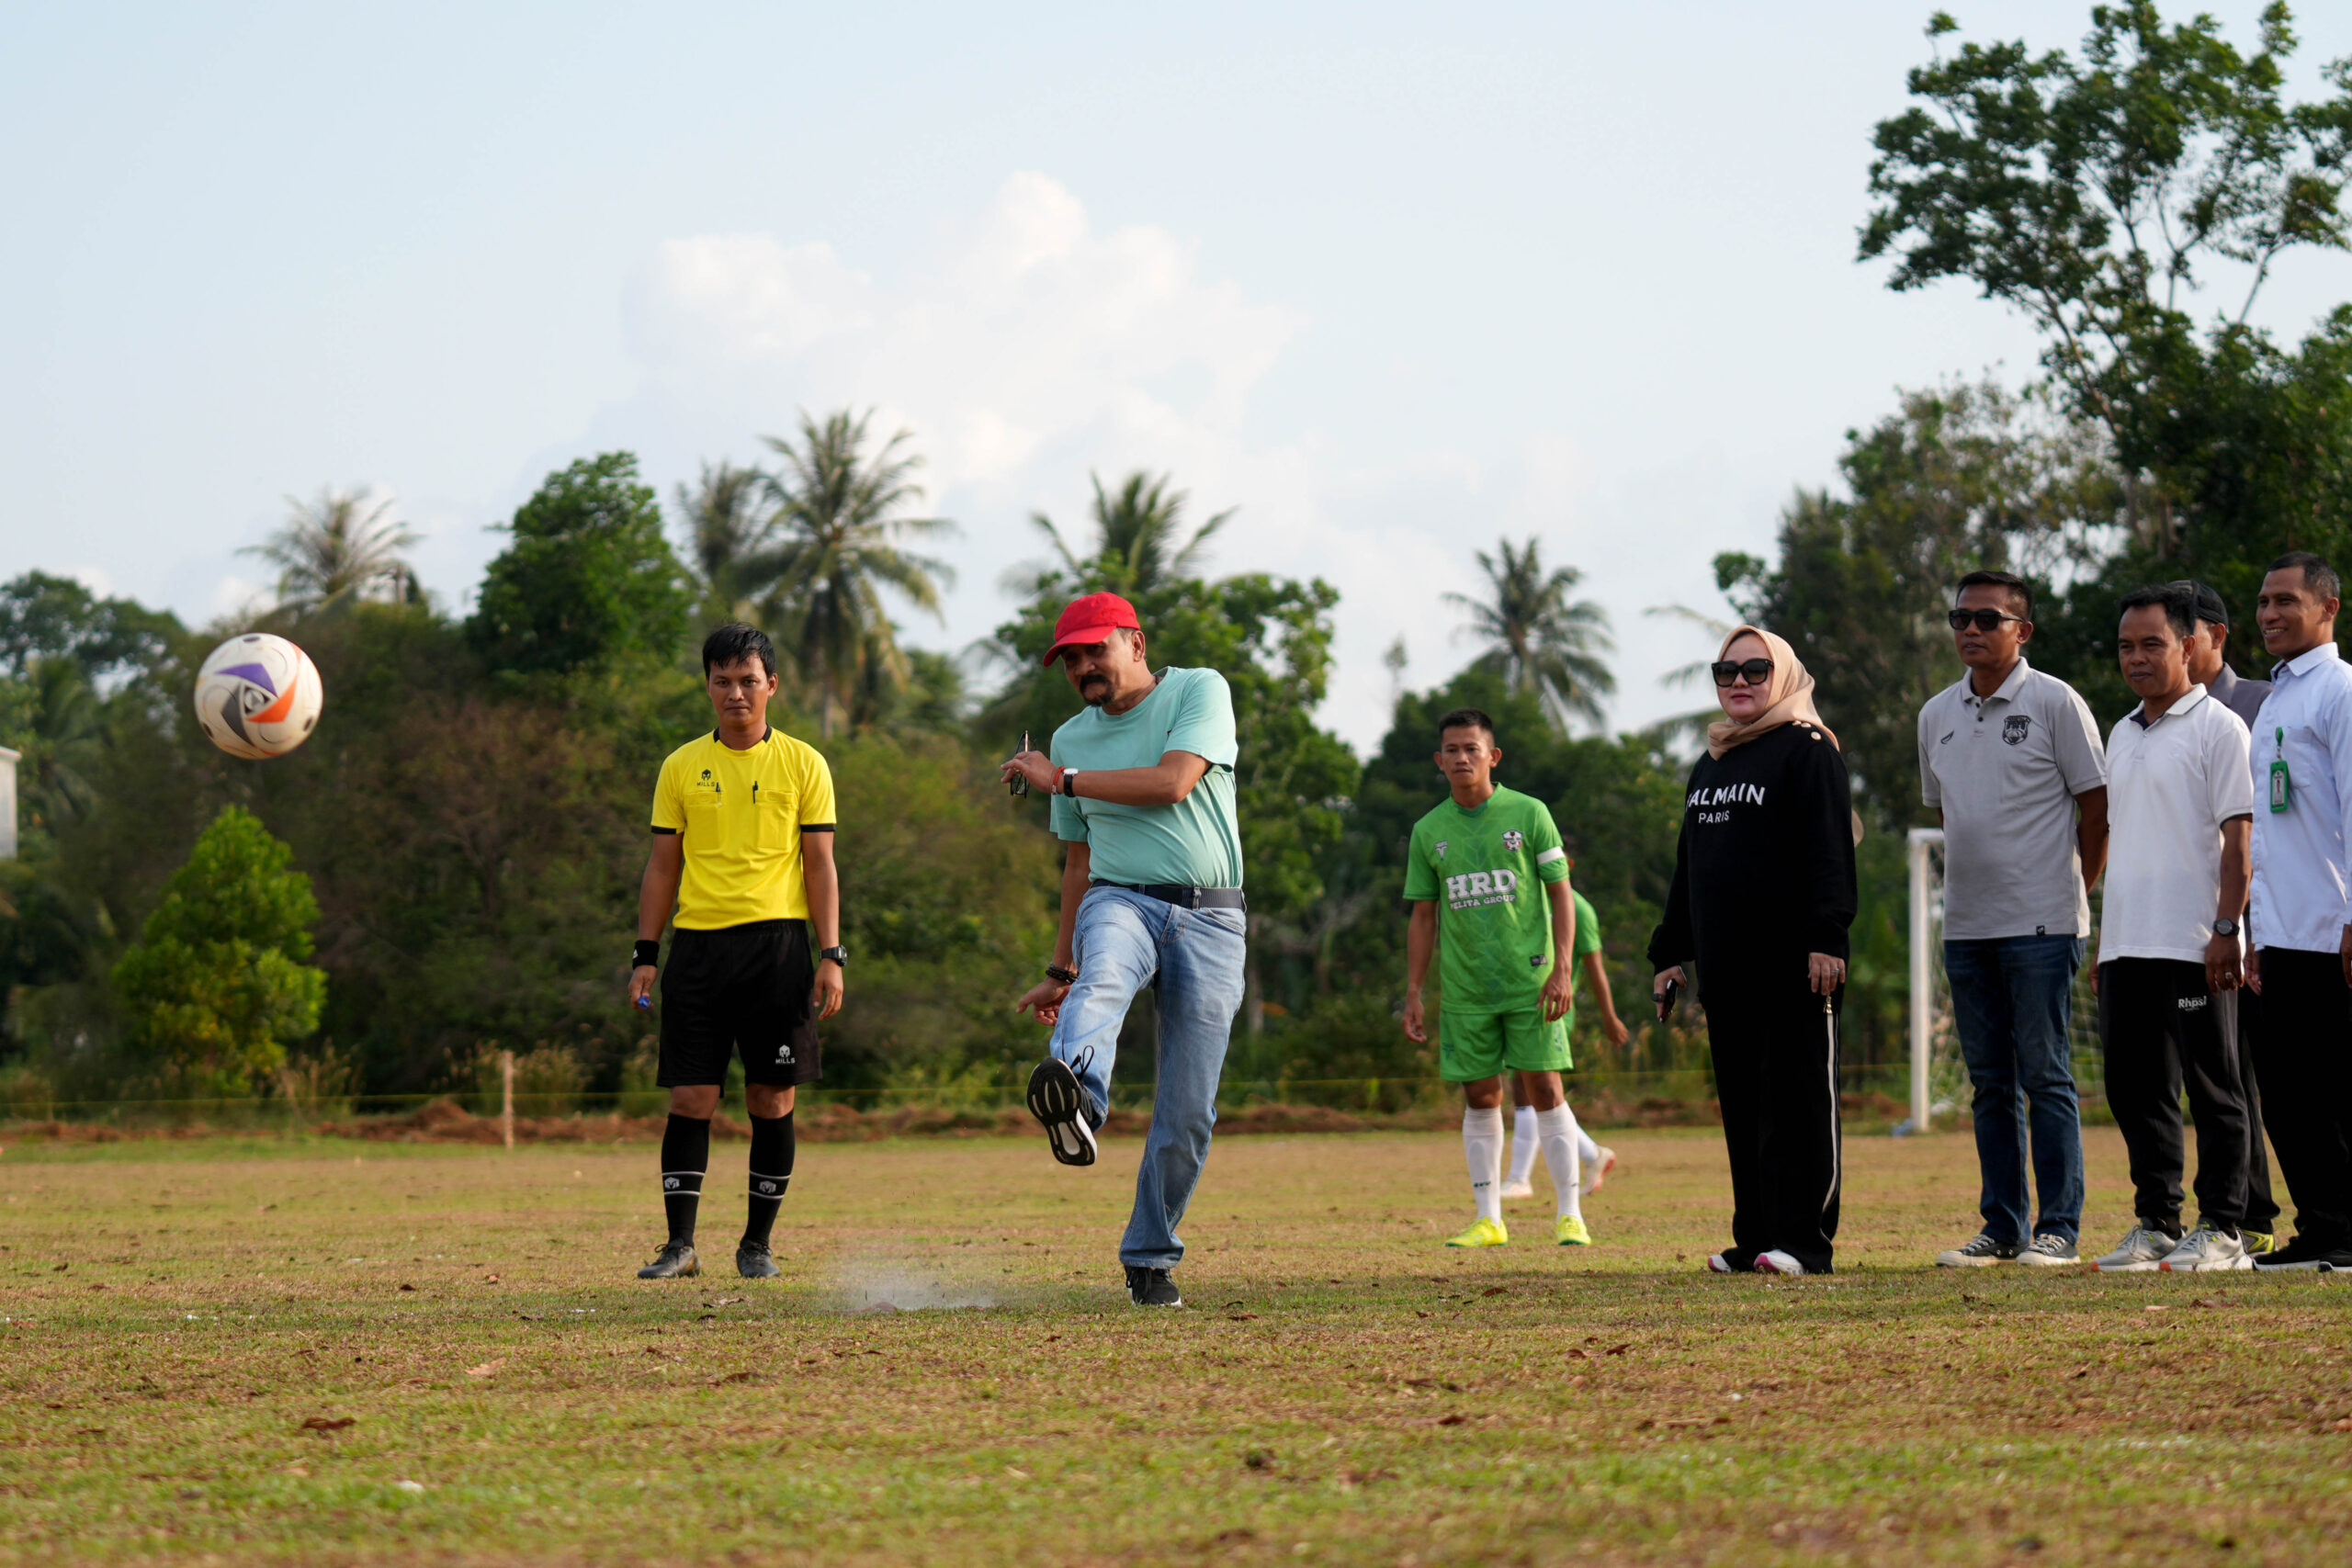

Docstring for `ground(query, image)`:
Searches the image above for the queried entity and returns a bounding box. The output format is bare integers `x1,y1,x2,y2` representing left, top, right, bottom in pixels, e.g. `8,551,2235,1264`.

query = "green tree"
1444,536,1615,732
243,488,423,613
673,459,773,629
753,412,956,738
469,454,694,676
0,571,182,679
110,806,326,1096
1023,470,1234,596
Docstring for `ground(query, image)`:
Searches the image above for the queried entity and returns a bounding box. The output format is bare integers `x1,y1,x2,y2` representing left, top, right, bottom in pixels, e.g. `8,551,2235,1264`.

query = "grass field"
1,1122,2347,1566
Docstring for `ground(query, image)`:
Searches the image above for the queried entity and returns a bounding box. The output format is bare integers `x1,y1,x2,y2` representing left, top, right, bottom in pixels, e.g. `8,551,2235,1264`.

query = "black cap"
2167,579,2230,627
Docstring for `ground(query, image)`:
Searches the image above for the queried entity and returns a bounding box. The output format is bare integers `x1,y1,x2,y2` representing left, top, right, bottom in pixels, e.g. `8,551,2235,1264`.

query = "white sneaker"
2017,1234,2081,1268
1936,1233,2021,1268
1497,1180,1536,1201
2159,1223,2252,1273
1705,1253,1737,1273
1581,1145,1617,1195
2093,1222,2177,1273
1753,1249,1804,1276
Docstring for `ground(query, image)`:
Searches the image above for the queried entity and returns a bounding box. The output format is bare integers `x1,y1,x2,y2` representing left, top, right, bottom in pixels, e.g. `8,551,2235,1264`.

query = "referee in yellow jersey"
627,625,845,1280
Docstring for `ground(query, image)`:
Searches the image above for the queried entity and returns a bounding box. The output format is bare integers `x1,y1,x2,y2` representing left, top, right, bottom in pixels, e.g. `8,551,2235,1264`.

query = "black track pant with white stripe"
1705,975,1843,1274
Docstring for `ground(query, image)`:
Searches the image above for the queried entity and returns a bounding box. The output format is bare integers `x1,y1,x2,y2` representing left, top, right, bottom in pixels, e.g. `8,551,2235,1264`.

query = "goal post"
1906,827,1941,1134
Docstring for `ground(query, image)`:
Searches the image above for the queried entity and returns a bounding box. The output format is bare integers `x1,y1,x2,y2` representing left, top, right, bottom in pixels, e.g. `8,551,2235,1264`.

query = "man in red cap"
1002,592,1247,1308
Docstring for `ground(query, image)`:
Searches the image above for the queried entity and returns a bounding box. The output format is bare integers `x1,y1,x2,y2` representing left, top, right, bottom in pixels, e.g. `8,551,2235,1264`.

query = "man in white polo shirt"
2090,585,2256,1273
2246,552,2352,1272
1920,570,2109,1269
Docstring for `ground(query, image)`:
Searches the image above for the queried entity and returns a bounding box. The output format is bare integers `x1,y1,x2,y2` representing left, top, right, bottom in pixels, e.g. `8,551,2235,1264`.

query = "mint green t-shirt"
1403,786,1571,1017
1048,667,1244,888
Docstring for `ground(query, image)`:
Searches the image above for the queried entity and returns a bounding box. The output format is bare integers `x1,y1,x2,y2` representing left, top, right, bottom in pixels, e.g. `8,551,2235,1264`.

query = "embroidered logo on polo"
1433,840,1449,862
1443,868,1521,908
2003,715,2032,746
2177,996,2209,1012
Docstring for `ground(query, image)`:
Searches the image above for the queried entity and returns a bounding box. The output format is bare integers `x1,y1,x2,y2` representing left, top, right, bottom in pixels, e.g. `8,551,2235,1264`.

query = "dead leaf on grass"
710,1371,754,1385
1566,1348,1589,1360
398,1283,415,1292
514,1313,545,1322
1605,1343,1633,1356
1436,1414,1466,1427
465,1359,506,1378
2143,1305,2169,1314
300,1416,356,1432
1227,1313,1259,1322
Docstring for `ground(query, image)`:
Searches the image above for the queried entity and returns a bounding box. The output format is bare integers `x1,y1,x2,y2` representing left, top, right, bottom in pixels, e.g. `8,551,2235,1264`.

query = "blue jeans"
1944,935,2086,1245
1049,886,1248,1269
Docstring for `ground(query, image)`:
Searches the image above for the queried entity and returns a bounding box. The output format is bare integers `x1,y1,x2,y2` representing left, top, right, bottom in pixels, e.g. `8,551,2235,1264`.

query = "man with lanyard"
1002,592,1247,1308
2246,553,2352,1271
2172,578,2279,1255
628,625,845,1281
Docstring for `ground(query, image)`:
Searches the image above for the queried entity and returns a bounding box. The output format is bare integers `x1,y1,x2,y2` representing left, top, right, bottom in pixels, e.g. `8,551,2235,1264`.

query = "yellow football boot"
1555,1215,1593,1247
1444,1216,1509,1247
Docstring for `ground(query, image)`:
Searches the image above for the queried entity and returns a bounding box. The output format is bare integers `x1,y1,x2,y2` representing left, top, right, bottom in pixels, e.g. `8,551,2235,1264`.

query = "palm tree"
1641,602,1737,752
1025,471,1234,595
752,411,957,738
243,488,421,613
1444,536,1616,732
673,459,772,626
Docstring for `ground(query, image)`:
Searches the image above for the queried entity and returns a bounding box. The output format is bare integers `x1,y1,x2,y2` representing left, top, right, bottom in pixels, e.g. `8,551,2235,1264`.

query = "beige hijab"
1706,625,1838,759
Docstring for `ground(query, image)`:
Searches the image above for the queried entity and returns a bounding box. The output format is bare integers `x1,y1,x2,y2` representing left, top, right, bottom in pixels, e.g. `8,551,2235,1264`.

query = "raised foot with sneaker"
1444,1216,1509,1248
1124,1265,1182,1306
736,1239,780,1280
1498,1180,1536,1201
636,1240,699,1280
1025,1055,1098,1168
1555,1214,1592,1247
2092,1222,2177,1273
2158,1223,2251,1273
1582,1145,1618,1196
1936,1233,2020,1268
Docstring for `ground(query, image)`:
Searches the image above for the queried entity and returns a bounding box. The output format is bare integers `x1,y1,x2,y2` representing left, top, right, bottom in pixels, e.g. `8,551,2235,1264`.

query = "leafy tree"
469,454,694,676
673,459,772,629
1022,471,1234,596
1444,537,1615,732
244,488,422,612
110,806,326,1096
753,412,956,738
1716,382,2120,825
0,571,181,678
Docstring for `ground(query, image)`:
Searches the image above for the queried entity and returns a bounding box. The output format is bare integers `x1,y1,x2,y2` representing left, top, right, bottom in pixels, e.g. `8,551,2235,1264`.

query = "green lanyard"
2270,726,2292,814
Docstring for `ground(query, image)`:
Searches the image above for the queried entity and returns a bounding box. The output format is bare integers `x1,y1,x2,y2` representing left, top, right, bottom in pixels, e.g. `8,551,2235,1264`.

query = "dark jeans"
2233,985,2281,1234
1945,935,2086,1245
2252,948,2352,1247
1704,974,1842,1274
2097,959,2251,1232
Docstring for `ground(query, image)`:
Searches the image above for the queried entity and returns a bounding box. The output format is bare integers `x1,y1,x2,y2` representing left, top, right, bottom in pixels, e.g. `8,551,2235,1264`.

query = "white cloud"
209,574,265,618
71,566,114,596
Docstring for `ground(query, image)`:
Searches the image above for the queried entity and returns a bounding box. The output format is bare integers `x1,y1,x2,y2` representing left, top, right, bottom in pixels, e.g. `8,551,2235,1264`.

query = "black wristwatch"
819,945,849,968
1046,964,1078,985
2211,918,2239,939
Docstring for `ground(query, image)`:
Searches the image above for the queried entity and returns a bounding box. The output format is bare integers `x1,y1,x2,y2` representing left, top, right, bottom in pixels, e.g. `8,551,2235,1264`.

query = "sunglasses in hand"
1711,658,1774,687
1947,608,2025,632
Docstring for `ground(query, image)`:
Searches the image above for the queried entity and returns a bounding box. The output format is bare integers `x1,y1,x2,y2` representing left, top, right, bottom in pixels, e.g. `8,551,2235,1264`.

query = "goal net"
1904,828,2106,1134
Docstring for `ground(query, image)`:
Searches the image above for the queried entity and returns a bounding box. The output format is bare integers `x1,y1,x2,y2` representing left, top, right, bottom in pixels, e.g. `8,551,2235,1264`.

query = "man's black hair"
1955,569,2033,622
2119,583,2196,641
1437,707,1497,744
702,623,777,678
2267,550,2342,603
2168,579,2232,629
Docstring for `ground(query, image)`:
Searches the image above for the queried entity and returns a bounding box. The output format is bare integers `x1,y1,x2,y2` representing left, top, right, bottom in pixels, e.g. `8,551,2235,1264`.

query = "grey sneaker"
2018,1233,2080,1268
2159,1224,2251,1273
2093,1222,2177,1273
1936,1233,2020,1268
736,1240,781,1280
636,1240,699,1280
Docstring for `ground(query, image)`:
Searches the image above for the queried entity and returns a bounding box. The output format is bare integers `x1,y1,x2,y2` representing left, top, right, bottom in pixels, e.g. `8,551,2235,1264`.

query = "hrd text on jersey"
1444,869,1521,908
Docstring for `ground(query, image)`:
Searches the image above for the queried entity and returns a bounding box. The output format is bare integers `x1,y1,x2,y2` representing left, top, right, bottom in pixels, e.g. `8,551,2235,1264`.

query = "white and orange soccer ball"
193,634,323,760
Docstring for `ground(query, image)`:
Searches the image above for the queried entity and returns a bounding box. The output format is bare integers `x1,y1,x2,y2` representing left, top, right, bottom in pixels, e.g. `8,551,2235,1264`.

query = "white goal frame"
1906,827,1944,1133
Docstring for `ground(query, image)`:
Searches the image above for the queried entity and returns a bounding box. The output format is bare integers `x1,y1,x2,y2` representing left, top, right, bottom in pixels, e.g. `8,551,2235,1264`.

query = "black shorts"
658,920,823,1088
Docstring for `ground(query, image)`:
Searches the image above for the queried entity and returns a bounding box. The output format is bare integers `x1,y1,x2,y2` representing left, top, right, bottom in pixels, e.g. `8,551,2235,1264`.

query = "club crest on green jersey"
1502,829,1522,852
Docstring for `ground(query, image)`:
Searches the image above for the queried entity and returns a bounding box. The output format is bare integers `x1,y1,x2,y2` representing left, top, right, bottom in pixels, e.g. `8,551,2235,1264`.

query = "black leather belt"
1092,881,1247,911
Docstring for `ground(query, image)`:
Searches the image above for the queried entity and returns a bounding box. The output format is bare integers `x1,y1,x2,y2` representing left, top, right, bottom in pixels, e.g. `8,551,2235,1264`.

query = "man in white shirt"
2246,552,2352,1272
2089,585,2256,1273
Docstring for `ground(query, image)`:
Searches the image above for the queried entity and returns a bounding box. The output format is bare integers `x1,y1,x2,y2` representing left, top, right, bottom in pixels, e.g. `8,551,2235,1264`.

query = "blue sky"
4,2,2345,749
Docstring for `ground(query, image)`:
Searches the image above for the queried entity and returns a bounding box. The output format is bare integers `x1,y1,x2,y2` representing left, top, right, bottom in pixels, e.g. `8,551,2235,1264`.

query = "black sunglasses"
1711,658,1774,687
1949,608,2026,632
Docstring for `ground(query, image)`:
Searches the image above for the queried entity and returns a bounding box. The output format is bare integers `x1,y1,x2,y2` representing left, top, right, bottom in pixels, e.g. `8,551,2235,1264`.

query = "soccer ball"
194,634,324,760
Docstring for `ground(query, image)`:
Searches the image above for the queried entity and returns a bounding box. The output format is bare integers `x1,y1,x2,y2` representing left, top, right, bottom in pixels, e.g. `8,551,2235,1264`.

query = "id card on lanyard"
2270,726,2292,813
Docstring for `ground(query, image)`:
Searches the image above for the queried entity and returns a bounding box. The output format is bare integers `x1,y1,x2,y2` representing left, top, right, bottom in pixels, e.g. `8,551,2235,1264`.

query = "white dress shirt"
2248,642,2352,953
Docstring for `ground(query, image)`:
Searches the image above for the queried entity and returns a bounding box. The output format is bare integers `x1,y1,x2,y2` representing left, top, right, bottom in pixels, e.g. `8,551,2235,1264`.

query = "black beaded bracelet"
632,939,661,970
1046,964,1078,985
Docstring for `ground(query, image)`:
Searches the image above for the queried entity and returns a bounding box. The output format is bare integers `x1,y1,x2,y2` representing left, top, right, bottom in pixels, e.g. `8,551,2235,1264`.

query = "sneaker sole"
2253,1257,2335,1270
1936,1255,2013,1268
636,1258,700,1280
2158,1256,2254,1273
2017,1254,2079,1268
1025,1058,1097,1168
2093,1259,2164,1273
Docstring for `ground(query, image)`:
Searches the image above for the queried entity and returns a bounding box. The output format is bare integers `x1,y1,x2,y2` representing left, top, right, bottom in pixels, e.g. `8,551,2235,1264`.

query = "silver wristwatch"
2211,918,2239,938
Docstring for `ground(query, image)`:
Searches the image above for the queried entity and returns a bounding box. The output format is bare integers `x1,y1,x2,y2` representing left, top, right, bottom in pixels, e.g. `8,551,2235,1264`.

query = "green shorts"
1439,1008,1572,1082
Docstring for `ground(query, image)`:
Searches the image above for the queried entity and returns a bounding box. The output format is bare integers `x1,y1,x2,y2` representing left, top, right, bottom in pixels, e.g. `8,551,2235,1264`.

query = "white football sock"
1537,1104,1582,1219
1463,1106,1505,1223
1506,1105,1540,1187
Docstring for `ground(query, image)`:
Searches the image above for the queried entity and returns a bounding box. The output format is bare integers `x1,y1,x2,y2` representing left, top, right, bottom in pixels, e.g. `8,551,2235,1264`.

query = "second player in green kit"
1402,707,1591,1248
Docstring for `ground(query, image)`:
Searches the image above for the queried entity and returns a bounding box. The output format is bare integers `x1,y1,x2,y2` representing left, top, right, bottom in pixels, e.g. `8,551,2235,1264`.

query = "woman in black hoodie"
1649,626,1857,1276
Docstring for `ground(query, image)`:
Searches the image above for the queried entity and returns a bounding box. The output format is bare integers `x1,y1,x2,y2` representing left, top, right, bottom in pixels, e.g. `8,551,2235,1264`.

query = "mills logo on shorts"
1502,829,1523,852
2003,715,2032,746
775,1042,797,1066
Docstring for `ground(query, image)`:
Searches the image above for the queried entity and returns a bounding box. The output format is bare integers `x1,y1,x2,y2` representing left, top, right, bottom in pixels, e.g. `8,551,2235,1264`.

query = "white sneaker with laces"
2093,1222,2177,1273
1497,1180,1536,1201
1935,1233,2020,1268
1753,1249,1804,1276
2159,1223,2251,1273
2017,1233,2080,1268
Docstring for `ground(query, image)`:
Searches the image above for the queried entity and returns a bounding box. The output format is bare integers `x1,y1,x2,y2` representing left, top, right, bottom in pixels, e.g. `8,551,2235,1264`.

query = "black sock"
744,1111,795,1247
661,1113,710,1245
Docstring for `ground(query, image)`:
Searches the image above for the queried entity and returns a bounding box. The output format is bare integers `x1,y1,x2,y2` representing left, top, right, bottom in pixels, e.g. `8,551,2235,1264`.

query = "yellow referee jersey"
650,728,837,929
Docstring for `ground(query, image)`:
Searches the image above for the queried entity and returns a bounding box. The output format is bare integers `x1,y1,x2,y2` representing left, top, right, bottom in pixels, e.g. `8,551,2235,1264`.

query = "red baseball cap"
1043,591,1142,664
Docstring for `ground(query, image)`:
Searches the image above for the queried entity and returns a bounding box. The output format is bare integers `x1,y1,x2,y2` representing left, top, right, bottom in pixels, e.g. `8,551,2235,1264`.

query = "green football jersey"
1404,786,1572,1017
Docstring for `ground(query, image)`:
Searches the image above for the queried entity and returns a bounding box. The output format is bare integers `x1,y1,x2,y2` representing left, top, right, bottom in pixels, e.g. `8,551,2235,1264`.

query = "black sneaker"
1026,1055,1098,1168
2253,1235,2352,1271
637,1240,699,1279
736,1240,780,1280
1125,1265,1182,1306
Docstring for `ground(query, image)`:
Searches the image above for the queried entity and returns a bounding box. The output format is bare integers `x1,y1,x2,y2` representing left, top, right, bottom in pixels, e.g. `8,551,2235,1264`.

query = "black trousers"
1705,976,1842,1273
2233,985,2281,1234
2253,948,2352,1247
2096,959,2251,1231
